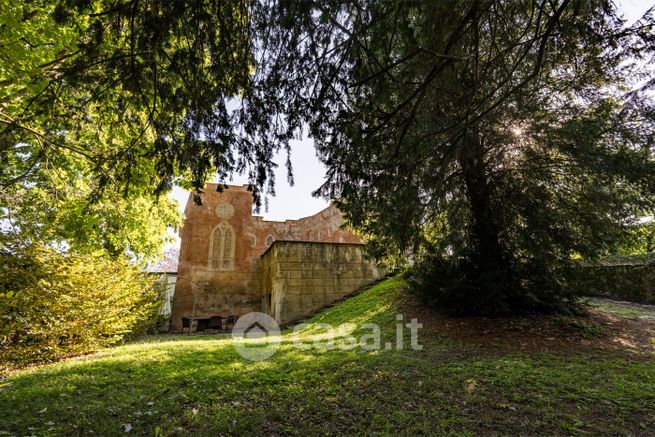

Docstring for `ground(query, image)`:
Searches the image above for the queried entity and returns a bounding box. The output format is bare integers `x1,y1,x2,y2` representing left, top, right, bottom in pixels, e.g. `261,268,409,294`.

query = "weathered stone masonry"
170,184,382,332
261,241,381,325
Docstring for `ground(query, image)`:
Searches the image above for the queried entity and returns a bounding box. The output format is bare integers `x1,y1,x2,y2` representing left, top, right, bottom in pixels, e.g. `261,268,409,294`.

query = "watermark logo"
232,312,422,361
231,312,281,361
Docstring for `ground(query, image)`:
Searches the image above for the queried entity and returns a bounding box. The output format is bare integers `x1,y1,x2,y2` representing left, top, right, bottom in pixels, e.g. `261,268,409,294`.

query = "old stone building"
170,184,382,332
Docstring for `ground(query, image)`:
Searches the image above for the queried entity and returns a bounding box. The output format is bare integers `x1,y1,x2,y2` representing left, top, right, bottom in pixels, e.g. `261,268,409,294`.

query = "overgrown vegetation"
235,1,655,314
405,254,582,315
574,261,655,304
3,1,655,317
1,278,654,435
0,245,162,373
2,2,186,370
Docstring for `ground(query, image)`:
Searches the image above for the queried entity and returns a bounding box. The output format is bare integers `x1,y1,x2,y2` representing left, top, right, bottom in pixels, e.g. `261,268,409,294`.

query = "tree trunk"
458,130,506,270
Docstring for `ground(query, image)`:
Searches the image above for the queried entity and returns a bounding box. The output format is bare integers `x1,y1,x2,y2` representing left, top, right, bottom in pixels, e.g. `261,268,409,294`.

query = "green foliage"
1,1,190,372
612,222,655,255
405,253,581,315
0,245,162,372
1,165,181,262
1,1,194,261
0,0,285,207
236,1,655,313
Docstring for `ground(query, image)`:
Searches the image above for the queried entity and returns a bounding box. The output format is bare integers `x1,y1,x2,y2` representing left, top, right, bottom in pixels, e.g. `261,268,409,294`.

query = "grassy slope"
588,297,655,319
1,277,654,435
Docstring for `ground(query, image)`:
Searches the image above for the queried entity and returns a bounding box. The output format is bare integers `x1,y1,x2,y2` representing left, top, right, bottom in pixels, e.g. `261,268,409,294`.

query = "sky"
170,0,654,224
170,136,328,222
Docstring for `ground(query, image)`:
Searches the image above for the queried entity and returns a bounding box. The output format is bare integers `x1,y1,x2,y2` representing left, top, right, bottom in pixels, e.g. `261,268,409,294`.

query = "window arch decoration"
209,221,235,271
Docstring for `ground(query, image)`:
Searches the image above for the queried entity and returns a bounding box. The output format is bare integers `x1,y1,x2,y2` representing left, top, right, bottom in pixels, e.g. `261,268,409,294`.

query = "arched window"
266,235,274,247
209,221,235,270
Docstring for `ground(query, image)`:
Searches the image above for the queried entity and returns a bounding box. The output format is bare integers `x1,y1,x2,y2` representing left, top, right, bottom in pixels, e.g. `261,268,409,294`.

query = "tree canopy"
1,0,255,190
2,0,655,313
237,0,655,313
0,0,255,258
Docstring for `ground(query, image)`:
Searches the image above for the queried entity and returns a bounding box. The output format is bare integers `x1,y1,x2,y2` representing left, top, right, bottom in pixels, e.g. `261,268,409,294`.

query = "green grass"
1,277,654,435
588,297,655,318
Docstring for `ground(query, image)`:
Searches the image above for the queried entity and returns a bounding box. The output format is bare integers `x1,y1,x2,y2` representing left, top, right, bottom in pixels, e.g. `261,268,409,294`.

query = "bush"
405,253,582,316
0,245,161,373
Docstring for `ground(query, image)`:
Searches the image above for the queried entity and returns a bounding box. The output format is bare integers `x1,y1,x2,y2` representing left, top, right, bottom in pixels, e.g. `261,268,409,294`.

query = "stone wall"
261,241,383,324
575,263,655,304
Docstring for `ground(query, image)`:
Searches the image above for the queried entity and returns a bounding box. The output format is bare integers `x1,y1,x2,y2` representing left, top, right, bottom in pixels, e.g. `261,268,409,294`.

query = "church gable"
169,184,380,333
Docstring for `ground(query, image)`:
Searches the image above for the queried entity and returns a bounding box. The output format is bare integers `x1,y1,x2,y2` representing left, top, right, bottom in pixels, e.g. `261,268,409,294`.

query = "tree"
0,120,181,261
0,0,281,207
3,1,654,314
1,0,256,260
235,0,655,313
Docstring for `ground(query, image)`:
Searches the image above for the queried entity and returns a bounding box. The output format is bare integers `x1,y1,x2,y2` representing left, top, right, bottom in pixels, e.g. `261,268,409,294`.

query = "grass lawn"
1,277,654,435
588,297,655,319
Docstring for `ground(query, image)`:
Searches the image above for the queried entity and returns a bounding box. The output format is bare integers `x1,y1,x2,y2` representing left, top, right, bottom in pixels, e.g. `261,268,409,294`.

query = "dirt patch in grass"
401,296,655,359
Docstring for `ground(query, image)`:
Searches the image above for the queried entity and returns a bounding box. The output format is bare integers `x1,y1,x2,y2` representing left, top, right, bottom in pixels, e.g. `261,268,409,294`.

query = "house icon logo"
243,321,268,339
231,312,281,361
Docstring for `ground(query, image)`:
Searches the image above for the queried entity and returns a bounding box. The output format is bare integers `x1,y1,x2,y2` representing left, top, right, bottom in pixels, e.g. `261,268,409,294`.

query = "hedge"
0,246,162,373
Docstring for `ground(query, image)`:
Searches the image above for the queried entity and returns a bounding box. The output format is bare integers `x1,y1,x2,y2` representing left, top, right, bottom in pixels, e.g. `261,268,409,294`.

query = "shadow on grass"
2,332,655,436
2,277,654,435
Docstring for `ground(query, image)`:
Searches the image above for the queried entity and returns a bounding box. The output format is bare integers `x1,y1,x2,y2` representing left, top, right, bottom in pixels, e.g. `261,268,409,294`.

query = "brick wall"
170,184,364,332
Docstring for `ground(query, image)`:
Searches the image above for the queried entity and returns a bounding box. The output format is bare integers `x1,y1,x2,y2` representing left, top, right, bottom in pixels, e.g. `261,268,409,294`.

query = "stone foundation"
261,241,383,324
